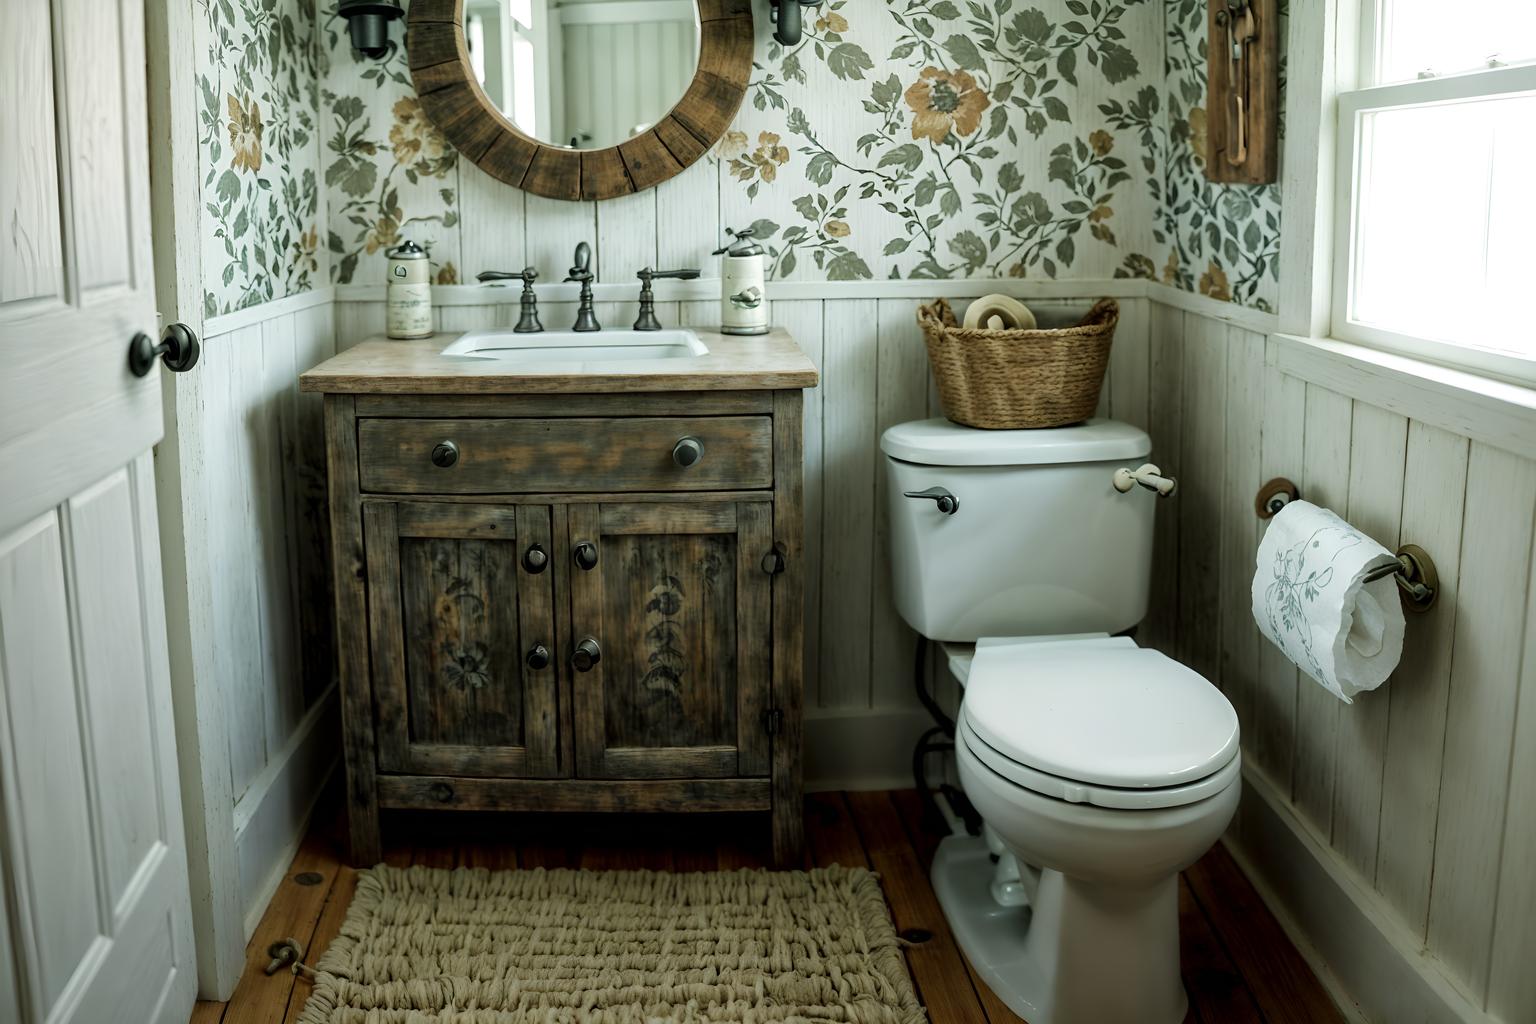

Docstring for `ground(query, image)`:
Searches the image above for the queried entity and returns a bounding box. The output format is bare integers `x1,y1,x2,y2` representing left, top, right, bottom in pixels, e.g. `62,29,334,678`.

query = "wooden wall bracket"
1206,0,1278,184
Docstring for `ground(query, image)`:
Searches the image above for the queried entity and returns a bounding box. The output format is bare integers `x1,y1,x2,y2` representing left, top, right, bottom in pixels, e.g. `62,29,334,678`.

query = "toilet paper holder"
1254,479,1438,613
1362,544,1438,613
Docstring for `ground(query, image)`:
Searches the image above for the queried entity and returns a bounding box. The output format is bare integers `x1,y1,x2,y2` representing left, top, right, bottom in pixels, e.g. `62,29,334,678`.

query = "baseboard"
1227,763,1495,1024
233,689,340,939
804,705,938,792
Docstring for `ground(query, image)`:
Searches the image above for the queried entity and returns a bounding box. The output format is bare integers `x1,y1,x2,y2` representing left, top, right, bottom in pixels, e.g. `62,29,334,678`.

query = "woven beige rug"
296,864,927,1023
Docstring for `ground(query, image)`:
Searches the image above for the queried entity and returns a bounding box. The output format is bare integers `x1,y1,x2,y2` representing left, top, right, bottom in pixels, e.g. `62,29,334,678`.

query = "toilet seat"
960,636,1239,809
959,715,1242,809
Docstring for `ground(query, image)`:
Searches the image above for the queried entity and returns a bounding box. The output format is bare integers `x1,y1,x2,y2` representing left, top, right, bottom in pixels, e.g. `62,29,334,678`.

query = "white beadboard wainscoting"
1143,295,1536,1024
155,289,342,994
331,277,1156,790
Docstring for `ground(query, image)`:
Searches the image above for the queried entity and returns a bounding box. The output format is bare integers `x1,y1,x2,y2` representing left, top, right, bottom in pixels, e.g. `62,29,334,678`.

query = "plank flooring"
192,791,1343,1024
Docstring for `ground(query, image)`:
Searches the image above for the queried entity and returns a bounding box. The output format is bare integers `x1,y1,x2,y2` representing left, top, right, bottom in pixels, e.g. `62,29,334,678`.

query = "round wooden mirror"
407,0,753,202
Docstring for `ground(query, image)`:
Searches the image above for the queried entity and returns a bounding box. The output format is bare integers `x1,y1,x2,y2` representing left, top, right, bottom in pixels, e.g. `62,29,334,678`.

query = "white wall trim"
231,687,339,939
804,706,936,792
1228,763,1495,1024
333,277,1151,307
204,286,336,338
1268,332,1536,462
1147,281,1280,335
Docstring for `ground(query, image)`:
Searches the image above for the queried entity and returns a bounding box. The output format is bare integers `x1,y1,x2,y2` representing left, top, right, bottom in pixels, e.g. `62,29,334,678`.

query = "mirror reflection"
465,0,701,151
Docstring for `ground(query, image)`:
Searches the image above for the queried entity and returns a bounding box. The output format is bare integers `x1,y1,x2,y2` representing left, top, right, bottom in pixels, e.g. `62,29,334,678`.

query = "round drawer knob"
429,782,455,803
522,544,548,574
573,541,598,571
526,643,551,670
572,637,602,672
672,436,704,468
430,440,459,468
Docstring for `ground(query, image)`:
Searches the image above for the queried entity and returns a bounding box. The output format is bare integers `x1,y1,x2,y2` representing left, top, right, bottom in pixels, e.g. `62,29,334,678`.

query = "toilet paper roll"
1251,500,1405,702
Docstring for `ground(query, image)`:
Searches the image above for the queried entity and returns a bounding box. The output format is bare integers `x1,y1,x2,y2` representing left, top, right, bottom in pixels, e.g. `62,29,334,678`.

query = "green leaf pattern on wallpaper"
725,0,1162,281
1102,0,1284,309
318,4,462,289
204,0,1280,310
197,0,326,317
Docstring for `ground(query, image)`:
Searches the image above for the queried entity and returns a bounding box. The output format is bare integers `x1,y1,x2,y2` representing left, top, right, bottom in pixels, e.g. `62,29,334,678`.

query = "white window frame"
1328,10,1536,385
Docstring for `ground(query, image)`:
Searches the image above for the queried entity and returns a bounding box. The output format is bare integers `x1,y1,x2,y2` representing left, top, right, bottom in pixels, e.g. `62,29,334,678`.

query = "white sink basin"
442,328,708,364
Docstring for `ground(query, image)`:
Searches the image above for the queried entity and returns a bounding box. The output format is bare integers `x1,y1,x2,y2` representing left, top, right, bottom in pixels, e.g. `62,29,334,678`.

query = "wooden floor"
192,790,1344,1024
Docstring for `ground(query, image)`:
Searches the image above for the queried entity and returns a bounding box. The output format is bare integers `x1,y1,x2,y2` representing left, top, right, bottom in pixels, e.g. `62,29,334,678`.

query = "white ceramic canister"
715,227,769,335
386,240,433,339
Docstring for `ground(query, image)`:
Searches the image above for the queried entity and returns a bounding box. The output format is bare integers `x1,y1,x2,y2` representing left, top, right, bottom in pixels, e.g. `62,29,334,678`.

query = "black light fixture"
339,0,404,59
767,0,824,46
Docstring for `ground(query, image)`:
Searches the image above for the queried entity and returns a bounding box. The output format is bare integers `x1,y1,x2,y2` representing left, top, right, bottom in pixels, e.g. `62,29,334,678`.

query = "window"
1333,1,1536,382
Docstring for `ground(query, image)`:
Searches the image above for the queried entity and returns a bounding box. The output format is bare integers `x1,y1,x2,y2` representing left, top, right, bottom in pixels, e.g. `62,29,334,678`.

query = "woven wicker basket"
917,297,1118,429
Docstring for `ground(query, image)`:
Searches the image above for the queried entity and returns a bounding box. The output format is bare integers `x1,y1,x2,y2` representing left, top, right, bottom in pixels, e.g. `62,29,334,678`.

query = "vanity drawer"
357,416,774,493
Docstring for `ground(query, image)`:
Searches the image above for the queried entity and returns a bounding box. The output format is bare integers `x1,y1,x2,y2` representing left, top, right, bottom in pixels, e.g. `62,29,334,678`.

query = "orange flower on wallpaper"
905,68,990,143
824,220,851,238
227,94,264,172
1089,129,1115,156
389,97,452,175
730,131,791,184
364,215,399,255
1199,259,1232,301
815,10,848,32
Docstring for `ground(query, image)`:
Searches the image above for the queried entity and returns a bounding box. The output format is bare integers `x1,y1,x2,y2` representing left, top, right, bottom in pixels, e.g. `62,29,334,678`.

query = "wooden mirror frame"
407,0,753,201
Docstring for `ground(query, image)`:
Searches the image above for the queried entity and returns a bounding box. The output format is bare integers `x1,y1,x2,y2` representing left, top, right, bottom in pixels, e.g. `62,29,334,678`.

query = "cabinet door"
364,502,560,777
568,501,773,779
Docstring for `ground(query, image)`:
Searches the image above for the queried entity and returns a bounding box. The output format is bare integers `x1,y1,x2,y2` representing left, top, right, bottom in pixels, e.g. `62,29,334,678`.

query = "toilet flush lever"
904,487,960,515
1113,463,1178,497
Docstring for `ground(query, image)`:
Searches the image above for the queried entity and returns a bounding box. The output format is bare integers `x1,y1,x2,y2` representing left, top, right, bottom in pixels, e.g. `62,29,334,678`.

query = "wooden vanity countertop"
299,327,819,394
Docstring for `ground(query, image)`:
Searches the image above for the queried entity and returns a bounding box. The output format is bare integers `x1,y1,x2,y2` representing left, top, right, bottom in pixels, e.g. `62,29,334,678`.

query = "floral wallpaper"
314,0,1165,287
1141,0,1285,310
197,0,327,317
200,0,1285,311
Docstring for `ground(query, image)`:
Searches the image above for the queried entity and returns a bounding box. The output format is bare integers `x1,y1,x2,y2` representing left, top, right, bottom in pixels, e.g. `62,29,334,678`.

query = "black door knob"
672,436,704,467
573,541,598,570
572,637,602,672
522,544,548,573
526,643,551,670
128,323,200,377
431,441,459,468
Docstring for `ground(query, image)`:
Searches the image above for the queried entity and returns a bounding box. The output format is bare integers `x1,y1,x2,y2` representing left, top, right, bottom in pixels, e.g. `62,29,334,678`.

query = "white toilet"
883,418,1241,1024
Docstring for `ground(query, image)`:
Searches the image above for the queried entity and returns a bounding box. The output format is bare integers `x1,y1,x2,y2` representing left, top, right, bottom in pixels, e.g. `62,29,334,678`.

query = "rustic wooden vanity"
300,328,817,866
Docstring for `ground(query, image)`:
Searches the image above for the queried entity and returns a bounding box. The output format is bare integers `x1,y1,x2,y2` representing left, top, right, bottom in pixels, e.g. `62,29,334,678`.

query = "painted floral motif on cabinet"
197,0,328,316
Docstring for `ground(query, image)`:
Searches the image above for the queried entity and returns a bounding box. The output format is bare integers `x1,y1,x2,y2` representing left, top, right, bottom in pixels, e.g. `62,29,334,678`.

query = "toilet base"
931,834,1189,1024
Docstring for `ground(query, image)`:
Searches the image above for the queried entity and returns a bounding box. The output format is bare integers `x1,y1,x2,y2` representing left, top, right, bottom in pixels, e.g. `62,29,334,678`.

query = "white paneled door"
0,0,197,1021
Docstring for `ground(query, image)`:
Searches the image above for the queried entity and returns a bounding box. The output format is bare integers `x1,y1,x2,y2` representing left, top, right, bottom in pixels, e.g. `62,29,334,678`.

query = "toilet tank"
882,418,1157,642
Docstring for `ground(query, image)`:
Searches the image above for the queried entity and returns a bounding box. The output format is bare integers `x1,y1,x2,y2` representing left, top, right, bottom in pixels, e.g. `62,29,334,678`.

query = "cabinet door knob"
572,637,602,672
573,541,598,571
429,782,455,803
431,440,459,468
672,436,704,467
525,643,551,670
522,544,548,573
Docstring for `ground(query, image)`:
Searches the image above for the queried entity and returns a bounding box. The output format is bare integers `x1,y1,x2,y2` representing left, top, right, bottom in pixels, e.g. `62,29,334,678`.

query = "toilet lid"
963,638,1239,791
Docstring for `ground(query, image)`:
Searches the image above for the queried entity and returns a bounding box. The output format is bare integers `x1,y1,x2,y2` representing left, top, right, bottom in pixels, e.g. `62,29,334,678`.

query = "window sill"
1268,333,1536,461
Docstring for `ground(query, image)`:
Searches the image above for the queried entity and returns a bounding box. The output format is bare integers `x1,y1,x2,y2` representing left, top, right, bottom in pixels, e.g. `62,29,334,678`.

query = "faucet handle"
637,267,702,282
477,268,538,284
